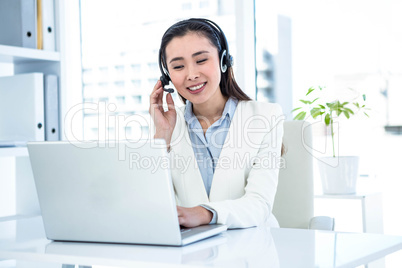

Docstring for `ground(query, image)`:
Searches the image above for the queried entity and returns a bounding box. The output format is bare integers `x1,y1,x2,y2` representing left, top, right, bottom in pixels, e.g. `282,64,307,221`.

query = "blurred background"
76,0,402,243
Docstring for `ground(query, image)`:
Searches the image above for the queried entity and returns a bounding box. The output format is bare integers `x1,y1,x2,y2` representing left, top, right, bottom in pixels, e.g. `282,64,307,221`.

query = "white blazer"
169,100,284,229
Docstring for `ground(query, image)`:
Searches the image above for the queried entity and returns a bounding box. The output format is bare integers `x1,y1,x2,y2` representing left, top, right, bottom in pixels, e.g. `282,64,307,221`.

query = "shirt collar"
184,97,238,126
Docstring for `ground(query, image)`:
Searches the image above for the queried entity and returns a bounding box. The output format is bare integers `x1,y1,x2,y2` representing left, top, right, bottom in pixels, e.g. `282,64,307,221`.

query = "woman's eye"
173,65,184,70
197,59,207,64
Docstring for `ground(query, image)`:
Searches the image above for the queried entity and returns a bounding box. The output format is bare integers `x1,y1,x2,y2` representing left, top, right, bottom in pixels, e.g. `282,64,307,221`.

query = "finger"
178,216,185,226
166,93,176,112
150,81,163,104
150,86,164,114
149,86,163,116
152,80,162,93
177,206,187,217
150,87,163,105
157,89,164,113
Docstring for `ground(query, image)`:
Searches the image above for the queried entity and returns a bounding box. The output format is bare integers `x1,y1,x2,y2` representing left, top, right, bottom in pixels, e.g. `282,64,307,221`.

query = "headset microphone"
163,87,174,94
161,80,174,93
158,49,175,94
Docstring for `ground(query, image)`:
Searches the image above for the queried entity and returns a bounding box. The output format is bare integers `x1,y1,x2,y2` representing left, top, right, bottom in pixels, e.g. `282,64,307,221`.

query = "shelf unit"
0,147,29,158
0,45,61,157
0,44,60,63
0,0,66,219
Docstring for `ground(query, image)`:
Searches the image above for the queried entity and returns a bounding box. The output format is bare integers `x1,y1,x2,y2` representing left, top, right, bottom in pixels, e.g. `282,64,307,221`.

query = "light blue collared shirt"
184,97,238,223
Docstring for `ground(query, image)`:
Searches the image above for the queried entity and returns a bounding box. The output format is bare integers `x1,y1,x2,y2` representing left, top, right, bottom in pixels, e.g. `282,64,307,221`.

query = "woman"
149,18,284,229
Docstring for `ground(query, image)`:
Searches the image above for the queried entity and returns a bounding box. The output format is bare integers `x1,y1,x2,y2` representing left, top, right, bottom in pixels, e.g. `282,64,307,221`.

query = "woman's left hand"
177,206,213,228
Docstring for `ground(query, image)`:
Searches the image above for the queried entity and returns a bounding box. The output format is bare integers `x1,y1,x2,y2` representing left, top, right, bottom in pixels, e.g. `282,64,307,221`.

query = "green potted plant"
292,86,370,194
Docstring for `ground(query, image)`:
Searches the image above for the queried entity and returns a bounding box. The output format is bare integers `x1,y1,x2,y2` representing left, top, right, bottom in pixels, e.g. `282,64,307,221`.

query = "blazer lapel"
209,101,249,200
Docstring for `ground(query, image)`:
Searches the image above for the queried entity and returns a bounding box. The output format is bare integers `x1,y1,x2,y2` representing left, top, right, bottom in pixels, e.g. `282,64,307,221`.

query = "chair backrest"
273,121,314,229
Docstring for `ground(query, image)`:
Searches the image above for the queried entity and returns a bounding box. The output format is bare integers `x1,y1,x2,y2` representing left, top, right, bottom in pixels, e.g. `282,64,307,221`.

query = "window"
131,80,141,89
147,62,158,73
132,95,142,105
255,0,291,115
116,96,125,104
182,2,192,10
254,1,402,254
115,65,125,74
80,0,237,140
131,64,141,73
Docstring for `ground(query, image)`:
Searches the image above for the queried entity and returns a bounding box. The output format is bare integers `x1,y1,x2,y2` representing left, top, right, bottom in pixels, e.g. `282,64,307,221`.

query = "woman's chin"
180,91,207,104
186,95,210,105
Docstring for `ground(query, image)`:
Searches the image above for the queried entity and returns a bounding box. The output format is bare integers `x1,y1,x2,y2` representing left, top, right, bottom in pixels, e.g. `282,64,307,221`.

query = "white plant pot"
318,156,359,195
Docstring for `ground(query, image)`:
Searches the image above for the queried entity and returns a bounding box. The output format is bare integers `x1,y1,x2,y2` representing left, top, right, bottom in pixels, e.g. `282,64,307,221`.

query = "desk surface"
0,216,402,268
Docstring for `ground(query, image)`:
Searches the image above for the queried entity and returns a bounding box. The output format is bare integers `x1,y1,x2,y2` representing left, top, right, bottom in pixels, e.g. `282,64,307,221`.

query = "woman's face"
165,32,223,106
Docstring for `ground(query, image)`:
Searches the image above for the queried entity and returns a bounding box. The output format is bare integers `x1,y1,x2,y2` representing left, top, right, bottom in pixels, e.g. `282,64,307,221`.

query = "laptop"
27,140,227,246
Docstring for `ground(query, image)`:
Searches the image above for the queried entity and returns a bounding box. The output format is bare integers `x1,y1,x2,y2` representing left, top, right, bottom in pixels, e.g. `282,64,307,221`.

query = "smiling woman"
166,33,223,105
78,0,239,142
149,18,285,229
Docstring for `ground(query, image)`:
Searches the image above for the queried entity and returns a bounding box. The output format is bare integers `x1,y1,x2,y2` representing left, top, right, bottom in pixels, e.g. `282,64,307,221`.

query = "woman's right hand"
149,80,177,149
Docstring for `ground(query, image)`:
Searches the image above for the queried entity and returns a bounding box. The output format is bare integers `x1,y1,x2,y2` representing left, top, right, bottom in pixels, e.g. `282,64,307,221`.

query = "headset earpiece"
160,74,170,87
220,50,228,73
187,18,233,74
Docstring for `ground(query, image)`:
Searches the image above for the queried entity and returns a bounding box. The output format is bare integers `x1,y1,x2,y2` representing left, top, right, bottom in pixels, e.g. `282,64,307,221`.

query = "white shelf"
315,192,381,200
0,44,60,64
0,147,29,158
0,214,39,222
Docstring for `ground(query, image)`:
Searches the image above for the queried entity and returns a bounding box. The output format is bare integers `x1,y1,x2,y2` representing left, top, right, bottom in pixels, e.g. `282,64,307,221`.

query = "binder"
44,74,60,141
0,73,45,143
37,0,43,49
0,0,37,48
37,0,56,50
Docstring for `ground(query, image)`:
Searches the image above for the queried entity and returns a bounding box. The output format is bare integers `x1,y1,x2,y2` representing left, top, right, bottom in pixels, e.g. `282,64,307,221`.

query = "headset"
158,18,233,93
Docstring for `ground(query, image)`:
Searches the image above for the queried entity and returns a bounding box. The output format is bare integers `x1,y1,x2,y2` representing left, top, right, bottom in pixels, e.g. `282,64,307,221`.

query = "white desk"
0,216,402,268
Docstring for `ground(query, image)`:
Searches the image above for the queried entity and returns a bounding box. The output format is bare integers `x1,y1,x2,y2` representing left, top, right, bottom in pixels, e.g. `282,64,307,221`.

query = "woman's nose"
186,65,199,80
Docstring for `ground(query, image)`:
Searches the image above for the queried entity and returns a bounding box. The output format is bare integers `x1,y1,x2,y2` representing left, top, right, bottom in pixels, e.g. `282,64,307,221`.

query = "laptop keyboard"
180,228,192,234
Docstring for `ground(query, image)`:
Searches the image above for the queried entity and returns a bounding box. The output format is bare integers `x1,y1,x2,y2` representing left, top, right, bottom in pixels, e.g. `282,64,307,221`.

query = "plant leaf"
311,97,320,104
363,94,366,101
299,99,311,105
291,107,302,112
318,104,326,109
364,112,369,117
294,111,307,120
306,87,315,96
344,110,350,119
344,107,354,115
311,108,323,119
325,113,331,125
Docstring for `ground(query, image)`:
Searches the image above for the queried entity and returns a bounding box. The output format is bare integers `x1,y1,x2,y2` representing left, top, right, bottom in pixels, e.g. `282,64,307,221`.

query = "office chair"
273,121,334,231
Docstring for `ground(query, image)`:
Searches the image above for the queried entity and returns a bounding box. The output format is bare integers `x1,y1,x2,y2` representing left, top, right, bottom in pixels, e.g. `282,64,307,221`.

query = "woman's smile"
165,32,223,106
187,82,207,94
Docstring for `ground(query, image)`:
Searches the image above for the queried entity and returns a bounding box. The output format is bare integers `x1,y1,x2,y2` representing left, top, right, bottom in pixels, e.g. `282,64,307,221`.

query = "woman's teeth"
188,83,205,91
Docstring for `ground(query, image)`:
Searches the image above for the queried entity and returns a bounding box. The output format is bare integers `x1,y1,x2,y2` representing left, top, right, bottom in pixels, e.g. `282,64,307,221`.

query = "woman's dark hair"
159,19,251,103
160,19,285,156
